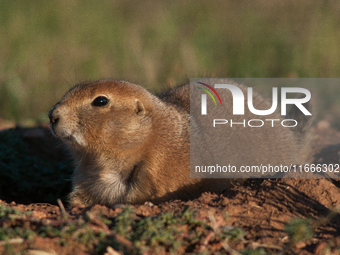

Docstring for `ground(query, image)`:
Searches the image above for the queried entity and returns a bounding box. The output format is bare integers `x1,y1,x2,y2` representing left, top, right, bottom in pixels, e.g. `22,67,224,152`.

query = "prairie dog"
49,80,311,206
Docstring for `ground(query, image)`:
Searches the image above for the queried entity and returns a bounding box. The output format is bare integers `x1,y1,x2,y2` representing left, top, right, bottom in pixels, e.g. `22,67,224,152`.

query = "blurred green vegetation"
0,0,340,123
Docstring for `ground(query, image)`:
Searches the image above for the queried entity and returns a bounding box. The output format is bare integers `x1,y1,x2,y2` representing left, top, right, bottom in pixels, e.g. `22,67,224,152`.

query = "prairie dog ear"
135,99,146,116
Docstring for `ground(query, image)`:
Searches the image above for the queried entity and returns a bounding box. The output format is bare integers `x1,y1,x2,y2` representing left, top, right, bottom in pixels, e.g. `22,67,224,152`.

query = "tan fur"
49,79,311,206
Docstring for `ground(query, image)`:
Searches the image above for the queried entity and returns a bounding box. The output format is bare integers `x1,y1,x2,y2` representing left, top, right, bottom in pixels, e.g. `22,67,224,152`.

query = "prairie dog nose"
48,105,60,124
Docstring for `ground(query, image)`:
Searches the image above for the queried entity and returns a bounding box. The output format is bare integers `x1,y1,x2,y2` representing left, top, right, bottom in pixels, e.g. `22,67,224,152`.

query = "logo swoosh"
197,87,217,106
197,82,223,106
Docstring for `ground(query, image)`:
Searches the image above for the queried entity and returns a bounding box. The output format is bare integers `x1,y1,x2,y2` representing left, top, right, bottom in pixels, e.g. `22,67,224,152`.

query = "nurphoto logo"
197,82,312,128
198,82,311,116
190,78,339,179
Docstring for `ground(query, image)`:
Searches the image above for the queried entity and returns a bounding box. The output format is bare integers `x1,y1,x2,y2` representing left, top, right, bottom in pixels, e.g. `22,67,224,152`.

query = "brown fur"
49,79,311,206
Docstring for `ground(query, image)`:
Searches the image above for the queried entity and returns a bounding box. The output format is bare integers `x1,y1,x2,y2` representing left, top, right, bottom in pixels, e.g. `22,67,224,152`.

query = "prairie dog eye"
92,96,109,107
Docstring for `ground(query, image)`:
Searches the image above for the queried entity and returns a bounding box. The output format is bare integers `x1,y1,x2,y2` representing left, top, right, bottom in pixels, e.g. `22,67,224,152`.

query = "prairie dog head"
48,80,156,157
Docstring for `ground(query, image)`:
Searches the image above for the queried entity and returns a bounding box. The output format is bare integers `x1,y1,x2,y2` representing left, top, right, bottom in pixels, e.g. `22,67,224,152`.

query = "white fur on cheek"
73,132,87,147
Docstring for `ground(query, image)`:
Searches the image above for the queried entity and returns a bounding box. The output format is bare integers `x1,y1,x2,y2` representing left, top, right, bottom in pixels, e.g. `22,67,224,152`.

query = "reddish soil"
1,120,340,254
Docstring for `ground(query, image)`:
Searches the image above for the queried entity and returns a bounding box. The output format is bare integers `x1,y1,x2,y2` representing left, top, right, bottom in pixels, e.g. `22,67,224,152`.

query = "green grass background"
0,0,340,124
